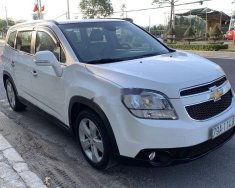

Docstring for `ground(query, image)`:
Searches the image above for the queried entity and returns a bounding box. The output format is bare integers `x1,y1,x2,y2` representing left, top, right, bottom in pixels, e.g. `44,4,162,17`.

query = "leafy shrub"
167,43,228,51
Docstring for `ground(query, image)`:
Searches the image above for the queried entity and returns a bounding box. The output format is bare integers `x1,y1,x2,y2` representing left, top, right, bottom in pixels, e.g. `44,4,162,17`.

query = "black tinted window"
36,31,66,63
16,31,32,53
7,31,16,48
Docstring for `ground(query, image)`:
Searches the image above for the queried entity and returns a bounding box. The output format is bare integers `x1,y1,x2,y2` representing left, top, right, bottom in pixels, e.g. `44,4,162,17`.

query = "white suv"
2,19,235,169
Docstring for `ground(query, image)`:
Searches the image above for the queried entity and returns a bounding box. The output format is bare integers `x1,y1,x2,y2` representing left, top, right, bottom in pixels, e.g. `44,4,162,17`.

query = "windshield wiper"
86,58,125,64
133,50,173,59
86,51,173,64
132,52,161,59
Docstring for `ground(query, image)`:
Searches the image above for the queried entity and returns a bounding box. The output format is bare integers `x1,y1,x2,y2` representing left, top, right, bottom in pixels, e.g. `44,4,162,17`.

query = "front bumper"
117,127,235,167
98,93,235,158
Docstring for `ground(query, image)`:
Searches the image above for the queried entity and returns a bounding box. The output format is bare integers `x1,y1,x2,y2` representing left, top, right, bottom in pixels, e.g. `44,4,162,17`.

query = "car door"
13,30,35,102
30,29,67,121
3,31,17,84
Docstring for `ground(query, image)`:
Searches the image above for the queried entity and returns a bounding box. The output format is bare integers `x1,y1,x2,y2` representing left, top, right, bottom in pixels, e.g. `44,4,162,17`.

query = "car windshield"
59,21,170,64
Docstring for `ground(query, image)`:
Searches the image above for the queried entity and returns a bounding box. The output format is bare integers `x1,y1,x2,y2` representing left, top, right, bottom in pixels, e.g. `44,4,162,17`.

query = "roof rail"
9,20,58,30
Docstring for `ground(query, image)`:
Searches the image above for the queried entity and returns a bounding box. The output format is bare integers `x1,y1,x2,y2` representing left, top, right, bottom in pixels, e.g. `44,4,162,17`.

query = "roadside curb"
0,112,47,188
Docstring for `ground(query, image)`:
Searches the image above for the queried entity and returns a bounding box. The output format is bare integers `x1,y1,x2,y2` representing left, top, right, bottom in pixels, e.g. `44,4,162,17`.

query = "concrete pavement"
0,112,46,188
186,50,235,59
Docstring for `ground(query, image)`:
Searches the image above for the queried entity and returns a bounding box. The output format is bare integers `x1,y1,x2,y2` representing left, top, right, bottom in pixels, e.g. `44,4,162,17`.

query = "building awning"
176,8,230,22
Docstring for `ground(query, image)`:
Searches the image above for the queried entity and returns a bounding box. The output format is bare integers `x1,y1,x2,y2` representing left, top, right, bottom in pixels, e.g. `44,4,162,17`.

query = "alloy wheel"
79,118,104,163
6,80,16,108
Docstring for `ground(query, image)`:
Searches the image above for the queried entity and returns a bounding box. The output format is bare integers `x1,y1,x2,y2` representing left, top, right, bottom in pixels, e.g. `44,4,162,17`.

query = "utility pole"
149,16,151,33
233,31,235,45
220,11,222,30
170,0,174,29
190,9,192,27
5,6,8,26
67,0,70,19
37,0,42,19
205,11,208,40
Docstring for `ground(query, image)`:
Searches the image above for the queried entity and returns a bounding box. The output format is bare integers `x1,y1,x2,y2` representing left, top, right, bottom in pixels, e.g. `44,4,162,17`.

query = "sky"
0,0,235,26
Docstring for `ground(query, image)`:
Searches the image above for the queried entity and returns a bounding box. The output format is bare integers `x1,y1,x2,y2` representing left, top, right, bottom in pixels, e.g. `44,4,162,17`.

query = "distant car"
228,15,235,40
2,19,235,169
227,30,234,40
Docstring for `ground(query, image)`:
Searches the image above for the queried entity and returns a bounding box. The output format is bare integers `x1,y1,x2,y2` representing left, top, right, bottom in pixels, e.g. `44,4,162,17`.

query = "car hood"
85,51,225,98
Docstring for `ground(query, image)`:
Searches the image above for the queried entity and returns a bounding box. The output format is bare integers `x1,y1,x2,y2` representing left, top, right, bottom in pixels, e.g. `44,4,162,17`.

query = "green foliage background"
80,0,113,19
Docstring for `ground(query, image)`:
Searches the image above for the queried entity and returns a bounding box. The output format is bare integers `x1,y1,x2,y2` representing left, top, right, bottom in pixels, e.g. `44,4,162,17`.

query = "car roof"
8,19,125,30
57,19,125,25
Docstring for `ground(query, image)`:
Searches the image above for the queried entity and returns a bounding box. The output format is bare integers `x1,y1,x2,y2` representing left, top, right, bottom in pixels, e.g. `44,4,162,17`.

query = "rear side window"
16,31,32,54
7,31,16,48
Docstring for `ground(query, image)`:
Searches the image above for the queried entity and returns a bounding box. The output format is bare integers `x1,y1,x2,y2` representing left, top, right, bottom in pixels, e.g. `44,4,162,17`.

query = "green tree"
80,0,113,19
0,19,14,29
184,26,195,44
210,24,222,43
150,25,157,35
120,4,126,18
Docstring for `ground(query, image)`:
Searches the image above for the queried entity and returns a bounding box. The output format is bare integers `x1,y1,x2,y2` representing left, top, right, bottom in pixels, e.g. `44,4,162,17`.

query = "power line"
113,0,214,14
54,0,214,19
54,13,67,19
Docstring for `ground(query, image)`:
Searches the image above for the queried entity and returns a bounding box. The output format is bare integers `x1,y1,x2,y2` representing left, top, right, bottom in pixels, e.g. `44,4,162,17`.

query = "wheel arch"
3,71,18,94
69,96,120,156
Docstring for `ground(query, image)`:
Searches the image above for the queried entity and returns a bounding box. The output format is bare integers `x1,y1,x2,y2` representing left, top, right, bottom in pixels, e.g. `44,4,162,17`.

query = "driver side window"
35,31,66,63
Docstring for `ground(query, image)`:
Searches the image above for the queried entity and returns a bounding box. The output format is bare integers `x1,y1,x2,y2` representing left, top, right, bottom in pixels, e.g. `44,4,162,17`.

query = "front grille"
180,77,227,96
186,90,233,120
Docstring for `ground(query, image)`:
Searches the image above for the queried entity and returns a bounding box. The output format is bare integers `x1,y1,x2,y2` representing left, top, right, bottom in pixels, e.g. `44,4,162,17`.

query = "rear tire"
5,78,26,111
75,109,115,170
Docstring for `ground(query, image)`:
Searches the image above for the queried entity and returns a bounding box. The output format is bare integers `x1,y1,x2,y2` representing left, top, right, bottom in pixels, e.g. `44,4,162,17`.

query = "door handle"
31,70,38,77
11,61,15,67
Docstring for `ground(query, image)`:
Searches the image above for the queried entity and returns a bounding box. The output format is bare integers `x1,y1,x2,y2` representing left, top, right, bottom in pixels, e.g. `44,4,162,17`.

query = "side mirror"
35,51,62,77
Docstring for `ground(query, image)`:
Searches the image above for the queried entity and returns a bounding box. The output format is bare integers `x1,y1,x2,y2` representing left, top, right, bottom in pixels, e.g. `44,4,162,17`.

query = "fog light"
149,152,156,161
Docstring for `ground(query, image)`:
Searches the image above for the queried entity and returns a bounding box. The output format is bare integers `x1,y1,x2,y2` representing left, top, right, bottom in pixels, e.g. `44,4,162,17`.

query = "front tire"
75,109,114,170
5,79,26,111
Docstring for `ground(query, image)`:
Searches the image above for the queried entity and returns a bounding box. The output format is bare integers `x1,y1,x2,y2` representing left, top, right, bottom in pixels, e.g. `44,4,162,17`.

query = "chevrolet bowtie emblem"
210,87,223,102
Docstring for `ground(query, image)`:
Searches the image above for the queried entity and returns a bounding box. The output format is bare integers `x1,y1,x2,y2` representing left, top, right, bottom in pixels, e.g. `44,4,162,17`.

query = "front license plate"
212,117,235,139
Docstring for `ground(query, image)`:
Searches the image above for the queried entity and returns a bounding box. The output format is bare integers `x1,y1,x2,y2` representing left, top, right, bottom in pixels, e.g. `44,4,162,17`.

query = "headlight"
122,89,178,120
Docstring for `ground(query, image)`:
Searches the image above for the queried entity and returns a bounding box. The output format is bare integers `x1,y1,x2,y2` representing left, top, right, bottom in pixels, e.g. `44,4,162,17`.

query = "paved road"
0,44,5,100
0,45,235,187
210,58,235,89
